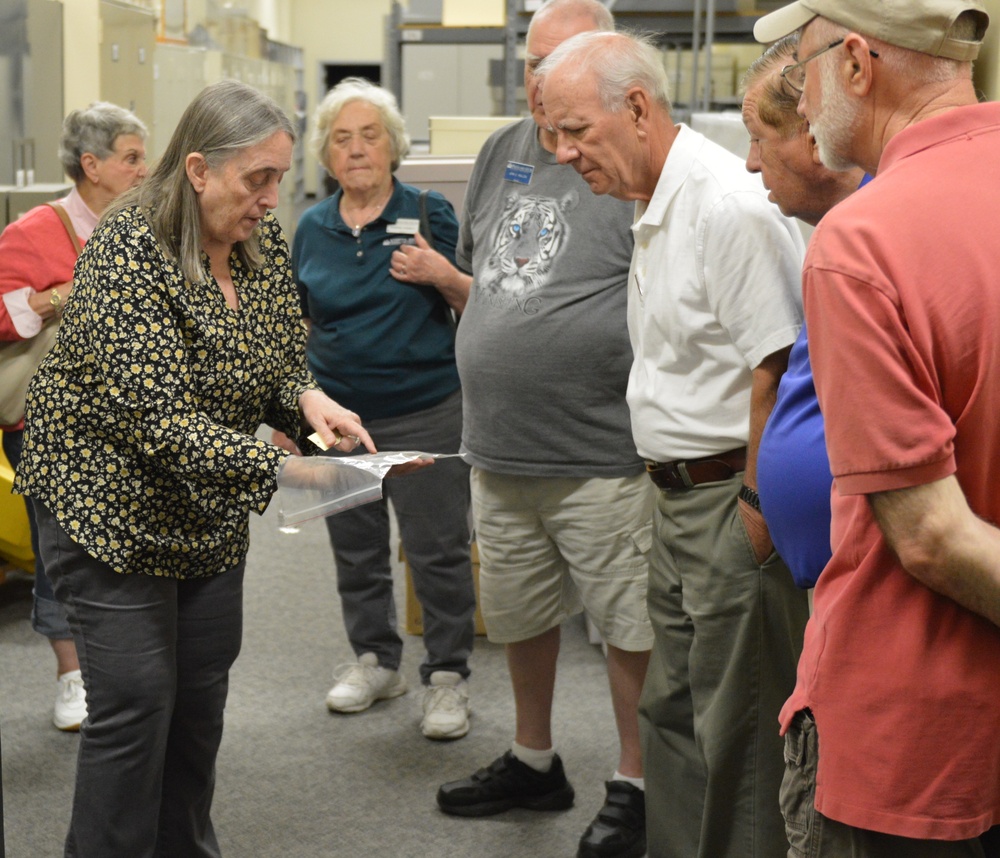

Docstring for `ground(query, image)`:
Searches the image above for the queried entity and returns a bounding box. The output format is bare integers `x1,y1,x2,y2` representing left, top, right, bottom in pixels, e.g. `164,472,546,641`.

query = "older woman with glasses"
279,77,476,741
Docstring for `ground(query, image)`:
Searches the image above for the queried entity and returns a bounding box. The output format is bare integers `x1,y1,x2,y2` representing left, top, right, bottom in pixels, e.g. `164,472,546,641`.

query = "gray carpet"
0,496,622,857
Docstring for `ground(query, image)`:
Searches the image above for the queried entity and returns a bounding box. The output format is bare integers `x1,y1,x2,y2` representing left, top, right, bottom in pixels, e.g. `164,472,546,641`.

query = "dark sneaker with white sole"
437,750,575,817
577,781,646,858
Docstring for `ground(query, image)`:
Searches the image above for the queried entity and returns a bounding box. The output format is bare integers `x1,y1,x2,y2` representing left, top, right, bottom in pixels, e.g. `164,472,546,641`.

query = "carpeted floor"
0,494,623,857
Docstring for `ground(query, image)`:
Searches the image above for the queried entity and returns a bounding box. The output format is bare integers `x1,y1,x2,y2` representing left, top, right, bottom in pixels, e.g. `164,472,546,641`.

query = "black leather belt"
645,446,747,491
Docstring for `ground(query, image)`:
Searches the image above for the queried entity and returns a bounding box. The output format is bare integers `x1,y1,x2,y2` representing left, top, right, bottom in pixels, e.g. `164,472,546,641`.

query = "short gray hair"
526,0,614,46
59,102,148,182
310,78,410,174
740,35,803,137
812,14,976,85
538,30,671,113
107,79,296,285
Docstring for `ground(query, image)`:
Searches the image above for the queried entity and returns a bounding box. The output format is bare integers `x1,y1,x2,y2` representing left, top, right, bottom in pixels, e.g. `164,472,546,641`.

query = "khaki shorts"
470,468,655,650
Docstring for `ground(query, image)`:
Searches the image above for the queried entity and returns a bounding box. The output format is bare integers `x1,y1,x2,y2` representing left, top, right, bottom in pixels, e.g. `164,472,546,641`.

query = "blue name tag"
504,161,534,185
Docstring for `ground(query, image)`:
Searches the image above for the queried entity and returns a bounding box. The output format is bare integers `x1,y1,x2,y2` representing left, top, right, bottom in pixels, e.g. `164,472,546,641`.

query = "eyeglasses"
780,38,879,94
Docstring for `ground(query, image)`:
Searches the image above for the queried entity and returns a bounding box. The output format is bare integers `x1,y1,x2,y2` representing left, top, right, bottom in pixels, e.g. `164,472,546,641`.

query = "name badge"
387,218,420,235
504,161,534,185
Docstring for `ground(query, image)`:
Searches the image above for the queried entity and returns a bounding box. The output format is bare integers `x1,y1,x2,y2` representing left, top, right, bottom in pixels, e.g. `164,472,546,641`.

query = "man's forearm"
871,476,1000,626
745,345,791,487
438,268,473,314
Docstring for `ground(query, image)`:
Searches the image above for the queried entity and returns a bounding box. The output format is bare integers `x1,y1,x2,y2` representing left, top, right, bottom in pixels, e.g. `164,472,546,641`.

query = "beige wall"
292,0,394,194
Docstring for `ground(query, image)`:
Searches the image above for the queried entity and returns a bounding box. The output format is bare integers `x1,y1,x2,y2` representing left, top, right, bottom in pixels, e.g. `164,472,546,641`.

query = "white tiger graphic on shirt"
480,190,578,298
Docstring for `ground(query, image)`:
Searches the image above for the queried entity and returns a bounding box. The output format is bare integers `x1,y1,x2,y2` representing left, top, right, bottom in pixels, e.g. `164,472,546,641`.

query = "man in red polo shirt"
754,1,1000,855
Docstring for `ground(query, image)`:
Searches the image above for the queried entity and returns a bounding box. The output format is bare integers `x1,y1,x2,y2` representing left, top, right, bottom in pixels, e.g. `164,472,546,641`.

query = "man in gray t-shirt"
453,119,640,478
391,3,653,855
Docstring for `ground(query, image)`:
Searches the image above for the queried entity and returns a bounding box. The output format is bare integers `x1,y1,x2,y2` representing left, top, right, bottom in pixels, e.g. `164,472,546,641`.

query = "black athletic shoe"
577,781,646,858
436,750,576,817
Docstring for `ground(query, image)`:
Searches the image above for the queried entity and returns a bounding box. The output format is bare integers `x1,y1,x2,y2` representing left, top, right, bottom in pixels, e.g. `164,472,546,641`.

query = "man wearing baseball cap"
753,1,1000,856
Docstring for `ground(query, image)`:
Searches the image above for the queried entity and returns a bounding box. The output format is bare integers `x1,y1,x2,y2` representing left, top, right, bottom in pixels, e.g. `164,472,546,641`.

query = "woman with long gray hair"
15,79,374,857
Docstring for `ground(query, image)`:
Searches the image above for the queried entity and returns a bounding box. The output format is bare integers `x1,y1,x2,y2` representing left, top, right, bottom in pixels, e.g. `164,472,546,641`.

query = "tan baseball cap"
753,0,989,61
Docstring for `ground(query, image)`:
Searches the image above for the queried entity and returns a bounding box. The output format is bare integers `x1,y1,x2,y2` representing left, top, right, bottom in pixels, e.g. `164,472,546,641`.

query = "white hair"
310,77,410,174
537,30,671,112
526,0,614,46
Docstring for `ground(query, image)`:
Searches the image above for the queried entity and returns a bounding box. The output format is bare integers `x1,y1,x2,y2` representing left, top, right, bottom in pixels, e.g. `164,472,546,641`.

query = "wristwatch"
49,288,63,315
738,484,762,511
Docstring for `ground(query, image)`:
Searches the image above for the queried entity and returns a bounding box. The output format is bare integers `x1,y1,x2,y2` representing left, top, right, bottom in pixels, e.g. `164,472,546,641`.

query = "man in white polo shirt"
539,30,810,858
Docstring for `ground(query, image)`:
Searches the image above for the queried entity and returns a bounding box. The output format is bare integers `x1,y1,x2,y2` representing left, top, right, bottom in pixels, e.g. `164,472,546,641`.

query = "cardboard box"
404,543,486,636
442,0,505,27
663,48,738,103
429,116,520,156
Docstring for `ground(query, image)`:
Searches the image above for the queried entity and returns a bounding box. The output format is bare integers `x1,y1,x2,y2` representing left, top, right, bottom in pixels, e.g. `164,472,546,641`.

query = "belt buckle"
646,460,693,492
676,461,695,489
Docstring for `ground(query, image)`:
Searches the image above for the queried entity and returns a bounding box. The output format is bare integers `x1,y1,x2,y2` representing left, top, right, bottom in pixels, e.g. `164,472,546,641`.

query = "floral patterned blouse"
15,206,317,578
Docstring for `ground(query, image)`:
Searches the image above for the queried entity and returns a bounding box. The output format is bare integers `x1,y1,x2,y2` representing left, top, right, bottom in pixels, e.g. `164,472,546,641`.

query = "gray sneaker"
325,653,407,713
421,671,470,740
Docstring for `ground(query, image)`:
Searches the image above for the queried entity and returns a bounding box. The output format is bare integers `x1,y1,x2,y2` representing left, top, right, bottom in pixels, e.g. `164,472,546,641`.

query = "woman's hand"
386,459,435,478
298,389,376,454
272,429,302,456
27,280,73,322
390,232,447,285
390,233,471,314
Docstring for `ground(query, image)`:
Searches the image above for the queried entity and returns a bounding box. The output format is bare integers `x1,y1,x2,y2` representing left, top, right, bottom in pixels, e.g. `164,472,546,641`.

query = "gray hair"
59,102,148,182
740,34,803,137
310,77,410,174
526,0,614,46
538,30,671,113
107,79,296,285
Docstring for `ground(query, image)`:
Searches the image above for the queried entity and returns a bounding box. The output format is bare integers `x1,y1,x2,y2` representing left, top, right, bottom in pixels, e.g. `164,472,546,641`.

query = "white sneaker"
421,671,470,740
325,653,407,713
53,669,87,732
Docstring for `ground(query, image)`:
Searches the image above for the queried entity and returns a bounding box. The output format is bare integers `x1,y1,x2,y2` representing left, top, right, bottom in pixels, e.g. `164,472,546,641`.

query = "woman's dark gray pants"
35,502,244,858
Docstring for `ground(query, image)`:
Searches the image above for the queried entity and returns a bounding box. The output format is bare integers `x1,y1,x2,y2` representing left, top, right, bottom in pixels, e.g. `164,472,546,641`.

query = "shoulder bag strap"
47,202,83,256
416,189,459,328
417,190,437,252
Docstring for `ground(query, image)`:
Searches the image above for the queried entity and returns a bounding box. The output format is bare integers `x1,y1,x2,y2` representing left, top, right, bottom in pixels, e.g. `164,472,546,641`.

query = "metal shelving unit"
384,0,525,118
383,0,766,122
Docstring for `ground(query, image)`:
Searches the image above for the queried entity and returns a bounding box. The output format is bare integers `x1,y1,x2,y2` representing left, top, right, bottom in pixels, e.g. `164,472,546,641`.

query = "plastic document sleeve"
274,451,466,531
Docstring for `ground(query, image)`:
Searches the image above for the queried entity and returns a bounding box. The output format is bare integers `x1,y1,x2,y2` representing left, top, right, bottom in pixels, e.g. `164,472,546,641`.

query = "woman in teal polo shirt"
287,78,475,740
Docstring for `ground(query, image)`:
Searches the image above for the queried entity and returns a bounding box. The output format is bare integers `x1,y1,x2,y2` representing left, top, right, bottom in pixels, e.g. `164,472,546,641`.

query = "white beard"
810,58,862,172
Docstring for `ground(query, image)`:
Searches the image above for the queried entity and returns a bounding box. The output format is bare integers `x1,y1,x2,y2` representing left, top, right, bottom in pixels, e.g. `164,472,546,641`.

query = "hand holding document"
275,451,465,531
